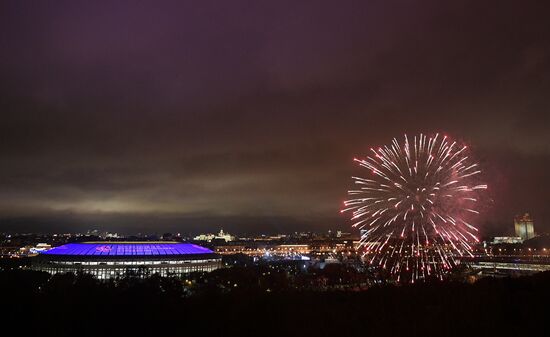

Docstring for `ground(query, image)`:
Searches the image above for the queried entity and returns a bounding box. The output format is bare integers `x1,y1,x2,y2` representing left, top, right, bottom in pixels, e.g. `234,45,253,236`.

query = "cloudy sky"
1,0,549,235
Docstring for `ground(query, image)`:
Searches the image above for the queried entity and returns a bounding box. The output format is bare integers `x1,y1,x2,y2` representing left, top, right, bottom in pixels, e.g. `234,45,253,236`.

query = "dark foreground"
1,269,548,337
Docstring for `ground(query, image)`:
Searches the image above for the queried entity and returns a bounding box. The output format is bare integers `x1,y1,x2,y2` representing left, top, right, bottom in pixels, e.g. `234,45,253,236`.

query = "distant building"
20,243,52,256
85,230,120,239
194,229,234,242
336,231,352,238
106,232,120,239
273,244,309,254
193,234,213,241
491,237,523,245
515,213,535,241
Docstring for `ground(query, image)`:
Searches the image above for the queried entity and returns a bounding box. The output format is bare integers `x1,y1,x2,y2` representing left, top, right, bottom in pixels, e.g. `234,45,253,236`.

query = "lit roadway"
462,256,550,272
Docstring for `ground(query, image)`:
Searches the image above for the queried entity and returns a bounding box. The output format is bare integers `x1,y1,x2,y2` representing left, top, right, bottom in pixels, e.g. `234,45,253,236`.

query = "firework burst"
341,133,487,283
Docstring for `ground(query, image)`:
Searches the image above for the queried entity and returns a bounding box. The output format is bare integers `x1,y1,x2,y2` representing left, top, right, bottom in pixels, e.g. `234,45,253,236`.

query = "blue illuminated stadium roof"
41,242,213,256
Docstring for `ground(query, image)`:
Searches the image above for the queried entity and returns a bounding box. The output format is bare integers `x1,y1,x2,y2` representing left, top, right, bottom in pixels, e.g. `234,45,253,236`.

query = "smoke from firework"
342,133,487,282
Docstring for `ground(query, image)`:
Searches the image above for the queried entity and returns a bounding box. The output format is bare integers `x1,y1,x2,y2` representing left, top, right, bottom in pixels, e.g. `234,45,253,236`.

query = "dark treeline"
0,268,548,337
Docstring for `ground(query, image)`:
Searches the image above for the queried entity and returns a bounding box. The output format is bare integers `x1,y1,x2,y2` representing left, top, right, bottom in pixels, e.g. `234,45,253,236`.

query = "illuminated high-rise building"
514,213,535,241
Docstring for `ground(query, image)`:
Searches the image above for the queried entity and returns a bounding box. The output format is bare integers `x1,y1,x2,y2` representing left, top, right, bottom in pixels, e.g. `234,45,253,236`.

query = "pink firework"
341,133,487,283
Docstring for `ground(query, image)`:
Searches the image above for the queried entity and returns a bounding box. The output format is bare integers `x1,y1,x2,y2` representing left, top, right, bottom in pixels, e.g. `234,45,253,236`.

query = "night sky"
1,1,549,235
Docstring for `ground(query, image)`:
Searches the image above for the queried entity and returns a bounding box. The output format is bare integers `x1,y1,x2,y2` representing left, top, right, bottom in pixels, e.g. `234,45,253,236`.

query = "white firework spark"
341,133,487,283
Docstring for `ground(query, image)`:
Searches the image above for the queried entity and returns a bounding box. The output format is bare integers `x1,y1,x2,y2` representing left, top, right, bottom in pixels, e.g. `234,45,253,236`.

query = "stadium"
32,242,222,279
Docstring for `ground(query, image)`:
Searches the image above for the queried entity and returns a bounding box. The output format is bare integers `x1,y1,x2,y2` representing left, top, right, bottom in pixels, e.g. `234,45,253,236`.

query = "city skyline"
1,1,549,235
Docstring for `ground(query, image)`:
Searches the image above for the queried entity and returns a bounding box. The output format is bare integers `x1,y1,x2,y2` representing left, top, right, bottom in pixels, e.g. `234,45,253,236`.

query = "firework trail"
341,133,487,283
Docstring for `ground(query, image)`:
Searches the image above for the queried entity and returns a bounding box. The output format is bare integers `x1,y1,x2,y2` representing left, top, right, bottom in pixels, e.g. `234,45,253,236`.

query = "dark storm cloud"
0,0,549,234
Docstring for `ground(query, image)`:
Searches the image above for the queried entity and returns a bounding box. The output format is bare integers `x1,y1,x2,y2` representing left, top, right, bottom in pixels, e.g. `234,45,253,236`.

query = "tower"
514,213,535,241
